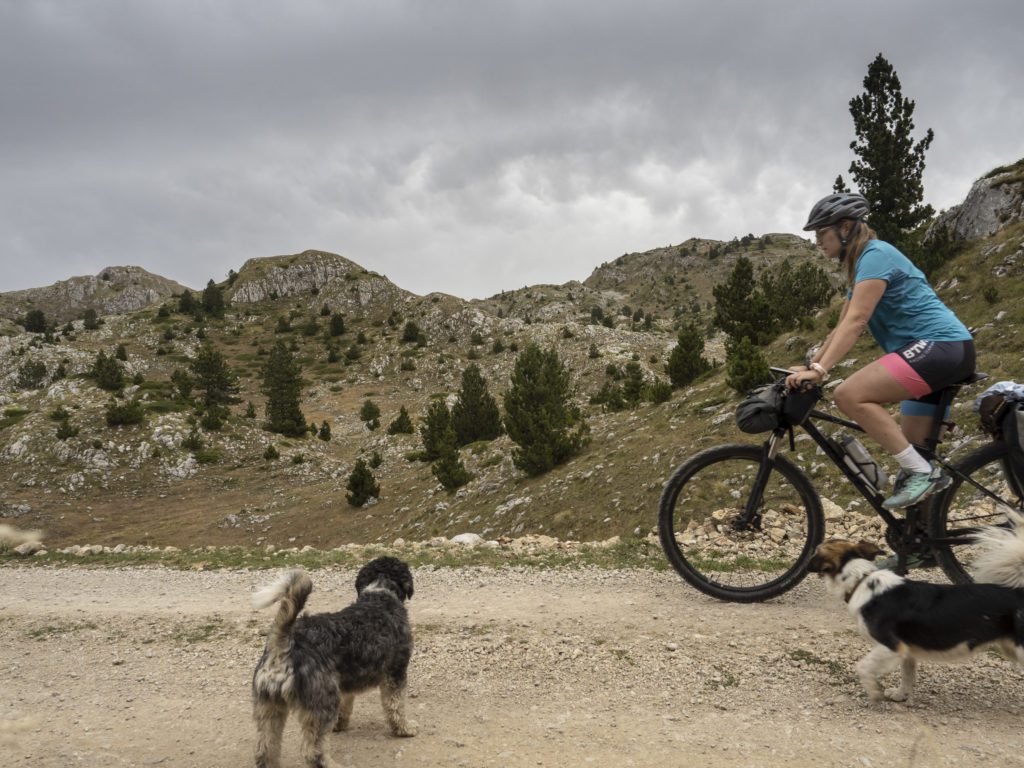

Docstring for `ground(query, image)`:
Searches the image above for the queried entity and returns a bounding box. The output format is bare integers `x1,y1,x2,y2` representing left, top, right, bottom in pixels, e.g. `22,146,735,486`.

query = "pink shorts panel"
878,353,932,399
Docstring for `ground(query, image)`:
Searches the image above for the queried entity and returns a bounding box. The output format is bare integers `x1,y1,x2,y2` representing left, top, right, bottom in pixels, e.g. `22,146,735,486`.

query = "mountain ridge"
1,161,1022,551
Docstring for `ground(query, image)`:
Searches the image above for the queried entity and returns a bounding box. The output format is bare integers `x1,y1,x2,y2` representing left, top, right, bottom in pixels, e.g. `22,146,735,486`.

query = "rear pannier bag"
975,383,1024,474
1002,401,1024,472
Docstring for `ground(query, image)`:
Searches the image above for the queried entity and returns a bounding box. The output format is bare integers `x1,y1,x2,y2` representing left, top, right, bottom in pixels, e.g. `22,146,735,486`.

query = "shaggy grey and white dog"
251,557,416,768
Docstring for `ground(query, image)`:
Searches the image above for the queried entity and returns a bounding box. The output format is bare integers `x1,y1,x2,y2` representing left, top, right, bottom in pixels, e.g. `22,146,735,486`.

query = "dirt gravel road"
3,564,1024,768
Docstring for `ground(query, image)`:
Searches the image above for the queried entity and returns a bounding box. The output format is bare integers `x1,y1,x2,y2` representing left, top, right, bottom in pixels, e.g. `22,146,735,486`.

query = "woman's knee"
832,382,857,414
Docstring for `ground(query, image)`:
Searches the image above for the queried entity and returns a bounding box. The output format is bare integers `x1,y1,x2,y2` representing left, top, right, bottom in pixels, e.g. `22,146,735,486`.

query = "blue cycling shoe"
882,467,950,509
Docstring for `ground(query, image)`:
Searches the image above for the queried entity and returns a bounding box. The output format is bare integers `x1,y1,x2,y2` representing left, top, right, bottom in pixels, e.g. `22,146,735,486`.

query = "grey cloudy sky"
2,1,1022,299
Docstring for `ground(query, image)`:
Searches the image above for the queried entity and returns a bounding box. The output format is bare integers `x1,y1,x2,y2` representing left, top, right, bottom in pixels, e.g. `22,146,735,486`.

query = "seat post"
917,386,960,459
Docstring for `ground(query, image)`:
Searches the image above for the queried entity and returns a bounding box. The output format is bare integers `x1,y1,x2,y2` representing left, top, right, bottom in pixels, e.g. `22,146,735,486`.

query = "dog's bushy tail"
0,524,42,548
973,510,1024,588
252,568,313,647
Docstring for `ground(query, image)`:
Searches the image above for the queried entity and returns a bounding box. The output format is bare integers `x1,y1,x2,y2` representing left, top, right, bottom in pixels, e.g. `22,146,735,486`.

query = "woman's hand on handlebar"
785,368,822,390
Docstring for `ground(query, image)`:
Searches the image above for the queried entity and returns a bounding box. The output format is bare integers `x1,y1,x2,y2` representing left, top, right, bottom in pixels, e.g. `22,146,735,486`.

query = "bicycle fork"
732,434,782,532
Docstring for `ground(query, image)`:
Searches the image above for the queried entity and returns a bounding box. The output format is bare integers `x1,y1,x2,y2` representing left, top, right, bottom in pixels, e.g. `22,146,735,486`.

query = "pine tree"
712,256,776,346
759,261,836,332
725,337,771,394
171,369,195,401
360,399,381,430
837,53,934,247
643,378,673,404
451,364,502,446
387,405,415,435
419,400,452,461
346,458,380,507
329,313,346,337
91,351,124,391
190,343,240,429
105,397,145,427
432,440,473,492
590,381,627,412
178,290,197,315
666,323,711,388
503,344,589,476
202,279,226,318
23,309,47,333
260,340,307,436
82,308,100,330
318,421,332,441
622,362,645,406
401,321,425,345
56,417,79,440
15,360,47,390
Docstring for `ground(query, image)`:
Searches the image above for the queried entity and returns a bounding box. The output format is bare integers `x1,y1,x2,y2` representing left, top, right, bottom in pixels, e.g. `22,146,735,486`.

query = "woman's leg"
898,413,937,447
832,361,915,454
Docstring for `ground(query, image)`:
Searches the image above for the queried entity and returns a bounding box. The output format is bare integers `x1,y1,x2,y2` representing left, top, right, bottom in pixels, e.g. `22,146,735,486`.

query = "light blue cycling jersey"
847,240,971,353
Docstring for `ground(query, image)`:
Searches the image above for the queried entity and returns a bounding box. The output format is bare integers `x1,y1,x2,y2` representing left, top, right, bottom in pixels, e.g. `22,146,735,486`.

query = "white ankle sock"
893,445,932,474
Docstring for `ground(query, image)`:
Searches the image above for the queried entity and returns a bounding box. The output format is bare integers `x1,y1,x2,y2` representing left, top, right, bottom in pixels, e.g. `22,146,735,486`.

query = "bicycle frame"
741,402,1022,564
745,409,905,536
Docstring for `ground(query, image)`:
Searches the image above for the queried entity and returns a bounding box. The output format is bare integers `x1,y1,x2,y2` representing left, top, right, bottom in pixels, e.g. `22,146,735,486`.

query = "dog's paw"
883,688,913,704
391,720,418,737
332,720,350,733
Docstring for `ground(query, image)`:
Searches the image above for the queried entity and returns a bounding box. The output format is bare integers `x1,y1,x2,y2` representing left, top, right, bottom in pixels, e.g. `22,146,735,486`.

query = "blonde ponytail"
842,220,878,285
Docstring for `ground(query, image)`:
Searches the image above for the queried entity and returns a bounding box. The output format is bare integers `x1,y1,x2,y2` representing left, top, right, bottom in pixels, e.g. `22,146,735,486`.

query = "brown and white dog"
808,522,1024,705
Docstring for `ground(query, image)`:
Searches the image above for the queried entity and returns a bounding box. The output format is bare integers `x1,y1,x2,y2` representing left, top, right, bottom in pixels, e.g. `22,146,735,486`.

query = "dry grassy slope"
1,224,1023,550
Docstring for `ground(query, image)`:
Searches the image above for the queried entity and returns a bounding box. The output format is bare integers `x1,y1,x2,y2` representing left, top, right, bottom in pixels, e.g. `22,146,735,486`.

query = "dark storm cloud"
1,1,1022,297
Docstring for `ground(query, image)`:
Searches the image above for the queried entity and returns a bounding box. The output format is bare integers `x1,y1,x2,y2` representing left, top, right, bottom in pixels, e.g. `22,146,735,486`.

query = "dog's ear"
854,540,886,561
807,553,834,574
398,574,414,601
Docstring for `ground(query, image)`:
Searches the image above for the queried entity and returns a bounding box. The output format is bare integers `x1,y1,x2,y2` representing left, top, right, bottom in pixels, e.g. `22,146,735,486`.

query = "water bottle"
838,433,888,492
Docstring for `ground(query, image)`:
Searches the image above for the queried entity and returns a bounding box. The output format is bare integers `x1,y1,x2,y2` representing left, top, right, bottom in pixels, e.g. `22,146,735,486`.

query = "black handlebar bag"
735,379,820,434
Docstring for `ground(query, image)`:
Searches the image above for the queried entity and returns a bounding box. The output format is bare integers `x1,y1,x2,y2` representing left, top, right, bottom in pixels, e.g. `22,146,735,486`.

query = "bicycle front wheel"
929,440,1024,584
658,443,825,602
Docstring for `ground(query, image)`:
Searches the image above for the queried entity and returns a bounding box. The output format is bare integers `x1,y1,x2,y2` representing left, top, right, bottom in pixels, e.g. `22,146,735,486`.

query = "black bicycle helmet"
802,193,870,231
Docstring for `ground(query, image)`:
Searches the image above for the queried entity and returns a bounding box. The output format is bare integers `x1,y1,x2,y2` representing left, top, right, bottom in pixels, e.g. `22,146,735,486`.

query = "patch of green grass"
683,549,790,573
173,618,225,644
787,648,851,682
25,621,98,640
983,158,1024,184
194,448,222,464
705,664,738,689
609,648,636,665
0,408,30,430
0,538,666,572
144,399,189,414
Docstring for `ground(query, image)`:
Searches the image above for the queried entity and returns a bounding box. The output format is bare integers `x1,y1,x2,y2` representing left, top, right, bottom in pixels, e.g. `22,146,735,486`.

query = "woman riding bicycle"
785,192,975,509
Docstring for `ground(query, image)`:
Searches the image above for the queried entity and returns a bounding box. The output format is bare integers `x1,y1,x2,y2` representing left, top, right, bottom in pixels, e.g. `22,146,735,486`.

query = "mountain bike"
658,367,1024,602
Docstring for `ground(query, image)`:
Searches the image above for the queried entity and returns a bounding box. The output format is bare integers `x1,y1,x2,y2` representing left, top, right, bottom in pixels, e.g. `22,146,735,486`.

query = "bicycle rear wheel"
929,440,1024,584
658,443,825,602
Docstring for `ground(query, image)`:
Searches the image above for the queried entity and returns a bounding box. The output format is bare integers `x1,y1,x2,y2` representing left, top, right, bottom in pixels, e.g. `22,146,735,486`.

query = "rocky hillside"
0,266,189,326
932,158,1024,241
468,233,826,327
1,163,1023,553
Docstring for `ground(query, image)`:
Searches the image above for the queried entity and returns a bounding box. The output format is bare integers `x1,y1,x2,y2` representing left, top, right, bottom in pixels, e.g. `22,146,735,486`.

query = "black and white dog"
251,557,416,768
808,519,1024,705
